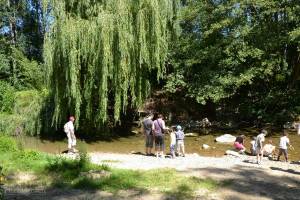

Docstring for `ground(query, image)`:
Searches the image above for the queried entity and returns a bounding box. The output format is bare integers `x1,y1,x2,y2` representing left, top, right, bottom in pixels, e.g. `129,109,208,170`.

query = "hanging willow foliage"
44,0,179,129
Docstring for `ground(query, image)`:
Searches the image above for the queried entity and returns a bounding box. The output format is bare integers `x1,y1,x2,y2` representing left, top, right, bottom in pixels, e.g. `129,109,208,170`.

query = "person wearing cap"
175,125,185,157
255,129,268,164
64,116,77,153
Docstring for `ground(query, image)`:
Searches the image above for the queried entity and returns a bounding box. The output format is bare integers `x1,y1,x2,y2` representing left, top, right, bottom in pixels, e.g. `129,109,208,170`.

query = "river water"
15,129,300,161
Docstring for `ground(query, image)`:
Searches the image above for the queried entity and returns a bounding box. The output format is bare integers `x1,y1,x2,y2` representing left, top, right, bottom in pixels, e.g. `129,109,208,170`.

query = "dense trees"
1,0,300,136
167,0,300,124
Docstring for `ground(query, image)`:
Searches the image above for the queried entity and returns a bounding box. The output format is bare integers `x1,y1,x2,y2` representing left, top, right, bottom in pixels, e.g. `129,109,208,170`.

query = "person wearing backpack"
64,116,77,153
152,113,168,158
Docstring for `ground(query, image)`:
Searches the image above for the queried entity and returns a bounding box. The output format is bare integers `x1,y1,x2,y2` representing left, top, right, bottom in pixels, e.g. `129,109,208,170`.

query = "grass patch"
0,135,230,198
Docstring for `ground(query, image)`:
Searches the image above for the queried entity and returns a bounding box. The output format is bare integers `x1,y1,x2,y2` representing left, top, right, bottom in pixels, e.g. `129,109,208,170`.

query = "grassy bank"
0,135,229,199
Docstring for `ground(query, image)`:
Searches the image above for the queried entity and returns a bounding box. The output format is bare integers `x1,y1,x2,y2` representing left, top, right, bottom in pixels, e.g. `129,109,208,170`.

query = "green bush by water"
0,90,47,136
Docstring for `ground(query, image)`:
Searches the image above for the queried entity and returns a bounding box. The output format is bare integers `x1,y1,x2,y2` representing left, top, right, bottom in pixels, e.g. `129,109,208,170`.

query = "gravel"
88,152,300,171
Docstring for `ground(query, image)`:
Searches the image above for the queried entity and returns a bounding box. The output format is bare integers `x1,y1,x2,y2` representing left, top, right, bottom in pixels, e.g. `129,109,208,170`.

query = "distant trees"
167,0,300,123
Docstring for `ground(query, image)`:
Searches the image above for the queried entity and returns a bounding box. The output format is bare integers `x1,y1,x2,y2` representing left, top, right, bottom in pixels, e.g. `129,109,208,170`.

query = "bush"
0,90,47,136
0,135,18,153
0,81,15,113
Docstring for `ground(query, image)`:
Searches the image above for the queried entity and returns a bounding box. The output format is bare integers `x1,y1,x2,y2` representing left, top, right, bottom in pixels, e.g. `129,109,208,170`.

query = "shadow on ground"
181,165,300,200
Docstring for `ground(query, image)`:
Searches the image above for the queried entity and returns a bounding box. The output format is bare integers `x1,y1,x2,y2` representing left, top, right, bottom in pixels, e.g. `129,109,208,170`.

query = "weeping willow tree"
44,0,179,130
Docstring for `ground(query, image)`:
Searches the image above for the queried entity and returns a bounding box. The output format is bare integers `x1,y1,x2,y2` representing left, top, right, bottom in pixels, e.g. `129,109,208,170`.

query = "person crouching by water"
234,135,246,154
64,116,77,153
152,113,168,158
263,140,276,159
176,125,185,157
142,113,154,156
170,127,177,159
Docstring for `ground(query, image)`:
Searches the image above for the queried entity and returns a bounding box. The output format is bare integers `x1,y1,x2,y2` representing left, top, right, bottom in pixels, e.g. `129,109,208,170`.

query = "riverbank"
1,135,300,200
3,152,300,200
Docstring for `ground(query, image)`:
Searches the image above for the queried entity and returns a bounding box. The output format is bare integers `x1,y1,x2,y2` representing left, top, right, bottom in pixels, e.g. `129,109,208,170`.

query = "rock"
202,144,210,149
80,170,111,180
185,133,197,137
215,134,236,143
225,150,240,157
6,172,37,184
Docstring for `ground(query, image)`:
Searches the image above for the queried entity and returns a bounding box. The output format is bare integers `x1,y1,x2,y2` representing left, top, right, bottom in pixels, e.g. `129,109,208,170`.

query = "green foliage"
167,0,300,122
10,48,44,89
0,90,47,135
0,81,15,113
0,135,18,153
44,0,180,130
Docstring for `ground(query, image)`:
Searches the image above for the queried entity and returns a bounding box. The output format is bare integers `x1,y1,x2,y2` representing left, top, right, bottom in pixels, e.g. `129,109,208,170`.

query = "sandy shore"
88,152,300,172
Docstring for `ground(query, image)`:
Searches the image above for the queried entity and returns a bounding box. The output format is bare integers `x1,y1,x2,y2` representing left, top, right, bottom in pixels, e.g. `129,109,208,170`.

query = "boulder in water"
185,133,198,137
202,144,210,149
215,134,236,143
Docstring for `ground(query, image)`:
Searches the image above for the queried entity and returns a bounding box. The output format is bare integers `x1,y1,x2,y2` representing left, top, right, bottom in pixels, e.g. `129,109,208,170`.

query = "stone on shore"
225,150,240,157
79,170,111,180
215,134,236,143
185,133,197,137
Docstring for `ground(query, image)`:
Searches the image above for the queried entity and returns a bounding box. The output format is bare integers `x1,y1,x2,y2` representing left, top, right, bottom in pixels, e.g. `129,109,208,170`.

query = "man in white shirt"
64,116,77,153
255,129,268,164
277,131,291,162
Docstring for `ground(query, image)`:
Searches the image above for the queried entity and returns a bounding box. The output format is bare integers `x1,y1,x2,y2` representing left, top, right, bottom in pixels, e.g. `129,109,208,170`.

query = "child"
250,137,256,156
277,131,291,162
234,135,246,154
255,129,268,164
176,125,185,157
170,127,177,158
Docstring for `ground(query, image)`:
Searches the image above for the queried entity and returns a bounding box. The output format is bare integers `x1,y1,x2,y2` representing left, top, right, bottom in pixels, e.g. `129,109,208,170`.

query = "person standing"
64,116,77,153
152,114,167,158
277,131,291,162
255,129,268,164
170,127,177,158
142,114,154,156
176,125,185,157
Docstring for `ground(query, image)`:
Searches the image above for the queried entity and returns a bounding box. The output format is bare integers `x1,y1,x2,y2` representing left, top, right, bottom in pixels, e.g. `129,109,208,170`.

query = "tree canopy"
44,0,179,129
166,0,300,123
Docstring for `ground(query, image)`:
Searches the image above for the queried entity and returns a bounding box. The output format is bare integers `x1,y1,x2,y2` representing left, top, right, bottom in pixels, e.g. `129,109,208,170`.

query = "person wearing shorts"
255,129,268,164
142,114,154,156
277,131,290,162
152,114,167,158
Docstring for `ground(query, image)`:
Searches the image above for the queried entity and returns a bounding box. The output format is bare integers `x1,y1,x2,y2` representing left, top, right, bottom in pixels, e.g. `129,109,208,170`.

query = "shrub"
0,135,18,153
0,81,15,113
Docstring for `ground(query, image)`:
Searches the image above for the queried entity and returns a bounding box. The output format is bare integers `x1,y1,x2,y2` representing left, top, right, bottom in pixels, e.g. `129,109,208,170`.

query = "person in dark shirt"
142,114,154,156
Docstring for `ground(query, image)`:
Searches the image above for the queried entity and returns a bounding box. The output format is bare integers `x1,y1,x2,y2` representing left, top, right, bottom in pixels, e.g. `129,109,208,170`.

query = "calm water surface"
16,129,300,161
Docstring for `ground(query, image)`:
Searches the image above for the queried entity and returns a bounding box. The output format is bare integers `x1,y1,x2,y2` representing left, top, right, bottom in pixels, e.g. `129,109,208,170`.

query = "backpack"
64,122,69,133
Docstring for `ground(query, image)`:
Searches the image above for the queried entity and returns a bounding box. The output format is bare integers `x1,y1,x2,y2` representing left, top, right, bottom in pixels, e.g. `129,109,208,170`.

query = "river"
15,129,300,161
